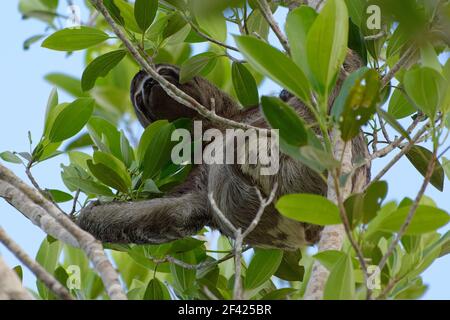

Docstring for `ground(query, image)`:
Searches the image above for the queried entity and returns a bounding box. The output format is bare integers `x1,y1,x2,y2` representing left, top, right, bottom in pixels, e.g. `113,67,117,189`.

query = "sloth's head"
131,64,202,127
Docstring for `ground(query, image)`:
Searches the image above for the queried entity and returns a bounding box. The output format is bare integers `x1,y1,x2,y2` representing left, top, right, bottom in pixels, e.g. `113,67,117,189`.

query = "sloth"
77,51,370,251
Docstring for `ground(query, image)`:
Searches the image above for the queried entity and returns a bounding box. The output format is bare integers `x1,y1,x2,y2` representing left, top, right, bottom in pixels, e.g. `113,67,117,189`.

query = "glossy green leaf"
235,35,311,103
81,50,127,91
274,250,304,282
144,278,170,300
406,146,444,191
35,236,62,300
0,151,23,164
261,96,308,146
180,52,217,83
231,62,259,108
245,249,283,289
306,0,349,94
47,189,73,203
43,88,59,135
323,252,355,300
388,88,416,119
379,205,450,235
404,67,446,119
64,177,114,197
314,250,345,271
285,5,317,77
196,11,227,42
247,9,269,40
113,0,141,33
276,194,341,225
170,251,196,295
88,151,131,193
332,68,380,141
135,0,158,32
45,73,87,98
42,27,109,51
48,98,95,143
443,157,450,181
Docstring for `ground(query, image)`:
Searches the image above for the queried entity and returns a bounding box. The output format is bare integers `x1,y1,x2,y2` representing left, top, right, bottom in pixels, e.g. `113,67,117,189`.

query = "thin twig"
208,183,278,299
0,227,73,300
381,47,416,88
257,0,291,55
364,31,386,41
377,149,437,272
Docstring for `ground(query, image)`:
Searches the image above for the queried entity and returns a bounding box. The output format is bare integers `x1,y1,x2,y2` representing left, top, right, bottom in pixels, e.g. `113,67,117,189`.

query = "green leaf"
331,68,380,141
276,194,341,225
245,249,283,289
137,120,168,162
43,88,59,135
23,34,45,50
48,98,95,143
144,278,170,300
404,67,446,119
406,146,444,191
35,236,62,300
388,88,416,119
261,288,297,300
135,0,158,32
306,0,349,94
81,50,127,91
363,181,388,223
314,250,346,271
285,5,317,77
443,157,450,181
247,9,269,40
13,266,23,282
261,96,308,146
0,152,23,164
323,252,355,300
196,11,227,42
45,73,87,98
231,62,259,108
64,177,114,197
235,35,311,103
274,250,304,282
180,52,218,83
170,251,196,295
88,151,131,193
113,0,142,33
47,189,73,203
42,27,109,51
379,205,450,235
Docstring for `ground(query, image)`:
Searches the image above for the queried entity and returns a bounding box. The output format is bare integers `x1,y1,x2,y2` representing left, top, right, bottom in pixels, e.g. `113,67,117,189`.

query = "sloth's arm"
77,191,210,244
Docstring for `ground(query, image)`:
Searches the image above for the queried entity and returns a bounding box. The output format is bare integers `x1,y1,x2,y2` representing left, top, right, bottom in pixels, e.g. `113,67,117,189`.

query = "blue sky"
0,1,449,299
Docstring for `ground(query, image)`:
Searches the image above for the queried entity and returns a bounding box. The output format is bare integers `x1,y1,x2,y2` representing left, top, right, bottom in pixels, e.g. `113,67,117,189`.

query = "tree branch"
377,149,437,272
0,227,73,300
304,131,355,299
257,0,291,55
0,256,33,300
0,164,127,300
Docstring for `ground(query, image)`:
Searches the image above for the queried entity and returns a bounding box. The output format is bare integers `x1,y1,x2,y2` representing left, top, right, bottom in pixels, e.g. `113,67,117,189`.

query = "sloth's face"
130,65,201,127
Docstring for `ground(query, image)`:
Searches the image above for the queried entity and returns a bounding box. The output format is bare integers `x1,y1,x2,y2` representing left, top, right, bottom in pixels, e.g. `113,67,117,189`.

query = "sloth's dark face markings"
131,65,197,127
